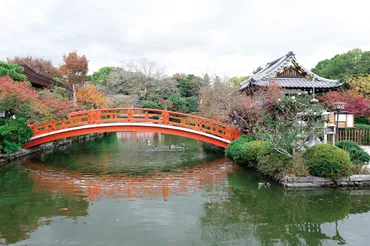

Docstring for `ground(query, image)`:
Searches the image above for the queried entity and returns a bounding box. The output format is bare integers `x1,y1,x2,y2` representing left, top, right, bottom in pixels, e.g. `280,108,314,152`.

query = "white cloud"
0,0,369,76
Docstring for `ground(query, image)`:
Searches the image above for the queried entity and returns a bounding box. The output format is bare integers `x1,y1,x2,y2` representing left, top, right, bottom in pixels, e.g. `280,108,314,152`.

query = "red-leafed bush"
319,90,370,117
0,76,75,123
0,76,38,117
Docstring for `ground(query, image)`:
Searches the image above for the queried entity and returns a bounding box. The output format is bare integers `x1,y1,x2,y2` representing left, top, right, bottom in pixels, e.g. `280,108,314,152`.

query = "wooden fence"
337,129,370,145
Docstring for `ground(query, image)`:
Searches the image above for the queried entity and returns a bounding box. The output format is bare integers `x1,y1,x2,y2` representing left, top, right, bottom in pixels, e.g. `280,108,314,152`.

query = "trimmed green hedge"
336,141,370,165
225,135,255,165
257,146,292,175
304,144,352,179
242,141,269,167
227,137,361,178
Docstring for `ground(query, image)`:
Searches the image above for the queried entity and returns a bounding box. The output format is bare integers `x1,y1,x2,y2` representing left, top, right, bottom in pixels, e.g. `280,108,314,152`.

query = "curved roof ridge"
240,51,295,87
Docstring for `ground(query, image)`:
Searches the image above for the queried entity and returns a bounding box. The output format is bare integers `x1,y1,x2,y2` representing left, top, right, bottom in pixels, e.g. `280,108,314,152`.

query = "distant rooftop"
240,51,343,92
21,64,69,90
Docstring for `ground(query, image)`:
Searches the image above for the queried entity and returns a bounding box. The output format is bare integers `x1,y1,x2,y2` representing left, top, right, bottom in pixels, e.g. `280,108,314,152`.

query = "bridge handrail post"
196,118,202,130
88,109,95,124
96,110,101,123
224,127,231,138
127,109,133,122
162,109,169,125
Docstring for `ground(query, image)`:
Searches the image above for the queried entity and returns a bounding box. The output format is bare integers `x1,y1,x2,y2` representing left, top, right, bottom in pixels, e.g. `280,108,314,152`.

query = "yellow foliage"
76,85,108,108
347,75,370,98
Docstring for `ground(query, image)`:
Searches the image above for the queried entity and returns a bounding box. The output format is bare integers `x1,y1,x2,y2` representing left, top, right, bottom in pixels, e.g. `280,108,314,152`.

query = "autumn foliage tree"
319,90,370,117
0,76,74,123
7,56,57,78
0,76,36,117
199,78,240,121
76,85,108,109
347,75,370,98
58,51,88,86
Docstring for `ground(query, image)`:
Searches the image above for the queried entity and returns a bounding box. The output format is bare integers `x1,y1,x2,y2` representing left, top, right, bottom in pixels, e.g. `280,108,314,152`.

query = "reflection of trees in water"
0,167,89,245
200,170,370,246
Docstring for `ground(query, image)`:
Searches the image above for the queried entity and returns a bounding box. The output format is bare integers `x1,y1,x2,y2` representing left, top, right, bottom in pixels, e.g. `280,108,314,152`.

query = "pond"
1,133,370,246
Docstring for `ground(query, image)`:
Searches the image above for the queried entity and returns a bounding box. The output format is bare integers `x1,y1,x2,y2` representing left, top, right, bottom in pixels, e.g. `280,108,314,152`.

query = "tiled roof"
254,78,342,88
240,51,343,90
21,65,69,90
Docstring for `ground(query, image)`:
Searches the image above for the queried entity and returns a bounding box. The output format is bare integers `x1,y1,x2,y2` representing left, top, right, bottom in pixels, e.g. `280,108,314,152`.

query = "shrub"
304,144,352,179
0,118,33,153
355,117,369,125
185,96,199,113
336,140,362,151
336,141,370,165
0,76,75,123
168,94,188,112
225,135,255,164
284,154,309,177
355,124,370,130
350,149,370,165
242,141,269,167
256,145,292,175
141,100,160,109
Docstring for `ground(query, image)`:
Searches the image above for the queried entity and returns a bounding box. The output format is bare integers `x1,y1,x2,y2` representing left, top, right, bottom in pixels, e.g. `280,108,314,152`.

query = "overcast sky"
1,0,369,77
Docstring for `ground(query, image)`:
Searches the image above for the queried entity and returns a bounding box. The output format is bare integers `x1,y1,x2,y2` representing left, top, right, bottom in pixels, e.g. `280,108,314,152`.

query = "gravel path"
362,146,370,155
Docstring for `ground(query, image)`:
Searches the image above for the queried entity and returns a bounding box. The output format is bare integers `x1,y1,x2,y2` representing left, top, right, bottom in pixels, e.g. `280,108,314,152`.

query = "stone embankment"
279,175,370,188
0,133,103,165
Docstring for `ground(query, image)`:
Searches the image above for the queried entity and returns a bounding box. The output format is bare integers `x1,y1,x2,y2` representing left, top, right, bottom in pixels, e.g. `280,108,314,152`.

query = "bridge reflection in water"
23,157,236,202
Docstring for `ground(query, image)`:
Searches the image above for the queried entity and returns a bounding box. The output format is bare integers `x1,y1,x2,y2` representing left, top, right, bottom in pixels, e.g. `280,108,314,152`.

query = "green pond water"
1,133,370,246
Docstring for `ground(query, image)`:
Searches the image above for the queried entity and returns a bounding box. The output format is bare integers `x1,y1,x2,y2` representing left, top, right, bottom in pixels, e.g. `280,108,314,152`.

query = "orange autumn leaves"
76,85,108,108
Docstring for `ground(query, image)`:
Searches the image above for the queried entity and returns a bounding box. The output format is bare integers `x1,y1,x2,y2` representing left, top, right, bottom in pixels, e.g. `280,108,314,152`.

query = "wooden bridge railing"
28,108,240,141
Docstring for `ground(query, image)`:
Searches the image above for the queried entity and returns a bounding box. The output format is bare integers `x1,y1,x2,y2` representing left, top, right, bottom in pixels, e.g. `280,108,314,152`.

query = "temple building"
240,51,343,93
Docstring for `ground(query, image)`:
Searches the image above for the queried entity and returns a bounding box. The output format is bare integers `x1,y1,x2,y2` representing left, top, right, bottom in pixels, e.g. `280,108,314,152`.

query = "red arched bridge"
23,108,240,149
